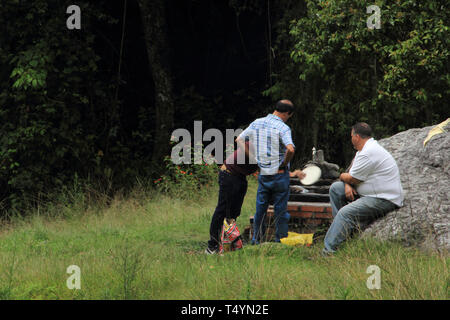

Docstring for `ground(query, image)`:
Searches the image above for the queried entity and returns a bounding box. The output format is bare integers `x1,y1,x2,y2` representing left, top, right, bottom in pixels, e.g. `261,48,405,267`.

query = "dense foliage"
267,0,449,165
0,1,139,210
0,0,448,213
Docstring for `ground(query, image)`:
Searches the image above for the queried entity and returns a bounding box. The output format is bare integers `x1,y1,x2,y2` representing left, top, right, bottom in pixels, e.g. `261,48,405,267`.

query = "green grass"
0,178,448,300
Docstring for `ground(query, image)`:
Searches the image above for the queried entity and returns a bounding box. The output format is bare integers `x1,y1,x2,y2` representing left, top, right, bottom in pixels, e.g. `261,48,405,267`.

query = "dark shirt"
224,142,258,177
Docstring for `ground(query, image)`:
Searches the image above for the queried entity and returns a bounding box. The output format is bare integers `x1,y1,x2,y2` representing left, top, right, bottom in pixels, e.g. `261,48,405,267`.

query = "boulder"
361,121,449,252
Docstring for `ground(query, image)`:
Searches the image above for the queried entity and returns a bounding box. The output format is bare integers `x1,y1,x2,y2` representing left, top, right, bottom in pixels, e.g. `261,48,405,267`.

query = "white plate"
300,165,322,185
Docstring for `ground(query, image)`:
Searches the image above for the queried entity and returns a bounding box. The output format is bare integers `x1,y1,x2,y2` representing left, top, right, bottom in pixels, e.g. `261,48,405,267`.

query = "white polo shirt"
350,138,404,207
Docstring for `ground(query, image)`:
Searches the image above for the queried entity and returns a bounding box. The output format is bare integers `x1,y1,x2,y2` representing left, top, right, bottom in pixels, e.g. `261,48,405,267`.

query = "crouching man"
323,122,404,255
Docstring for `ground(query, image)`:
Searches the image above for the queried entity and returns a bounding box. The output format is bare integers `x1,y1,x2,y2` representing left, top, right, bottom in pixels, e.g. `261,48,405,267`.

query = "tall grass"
0,174,448,300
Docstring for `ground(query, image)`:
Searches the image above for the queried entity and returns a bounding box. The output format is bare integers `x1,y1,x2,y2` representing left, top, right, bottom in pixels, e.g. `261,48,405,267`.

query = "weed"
110,237,146,300
0,242,18,299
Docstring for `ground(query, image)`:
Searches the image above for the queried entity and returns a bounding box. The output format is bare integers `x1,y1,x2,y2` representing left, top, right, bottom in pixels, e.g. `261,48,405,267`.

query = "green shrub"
154,153,219,199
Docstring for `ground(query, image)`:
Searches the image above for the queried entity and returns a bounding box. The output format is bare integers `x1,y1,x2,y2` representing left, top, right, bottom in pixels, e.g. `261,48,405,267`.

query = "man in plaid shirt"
238,100,297,244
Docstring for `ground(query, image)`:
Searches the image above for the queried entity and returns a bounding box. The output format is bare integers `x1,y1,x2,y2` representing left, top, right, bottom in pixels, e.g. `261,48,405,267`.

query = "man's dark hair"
275,100,295,114
352,122,373,139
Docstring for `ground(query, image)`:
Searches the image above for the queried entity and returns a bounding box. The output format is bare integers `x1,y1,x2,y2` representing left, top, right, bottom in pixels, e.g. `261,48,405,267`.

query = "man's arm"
280,144,295,168
279,127,295,169
341,156,361,185
339,172,362,186
341,156,359,201
289,169,306,179
236,137,246,154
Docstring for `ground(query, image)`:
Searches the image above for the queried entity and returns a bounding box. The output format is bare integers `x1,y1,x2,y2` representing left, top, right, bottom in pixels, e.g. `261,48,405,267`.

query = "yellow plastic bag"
423,118,449,146
280,232,314,246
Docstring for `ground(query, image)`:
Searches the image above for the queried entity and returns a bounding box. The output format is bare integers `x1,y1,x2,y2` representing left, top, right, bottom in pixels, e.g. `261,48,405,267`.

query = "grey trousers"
323,181,397,253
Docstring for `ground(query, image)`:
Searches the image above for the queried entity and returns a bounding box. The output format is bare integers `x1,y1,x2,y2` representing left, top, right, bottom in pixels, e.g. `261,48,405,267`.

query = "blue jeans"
323,181,397,253
252,170,290,244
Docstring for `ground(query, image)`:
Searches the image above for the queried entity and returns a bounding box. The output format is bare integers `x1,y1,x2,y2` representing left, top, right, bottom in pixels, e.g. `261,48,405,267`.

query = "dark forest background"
0,0,448,211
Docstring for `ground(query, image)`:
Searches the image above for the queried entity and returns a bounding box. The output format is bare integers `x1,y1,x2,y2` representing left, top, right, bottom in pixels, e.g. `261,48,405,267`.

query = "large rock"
361,122,449,252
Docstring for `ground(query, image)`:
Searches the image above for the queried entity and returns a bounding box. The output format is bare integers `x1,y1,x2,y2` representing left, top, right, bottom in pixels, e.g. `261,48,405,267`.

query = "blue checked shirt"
239,114,295,175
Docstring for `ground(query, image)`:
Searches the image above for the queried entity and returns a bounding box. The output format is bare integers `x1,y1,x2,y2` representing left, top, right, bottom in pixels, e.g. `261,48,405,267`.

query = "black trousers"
207,170,248,250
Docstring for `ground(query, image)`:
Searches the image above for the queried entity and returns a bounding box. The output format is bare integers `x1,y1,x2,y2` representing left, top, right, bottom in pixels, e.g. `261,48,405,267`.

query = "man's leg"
208,171,231,251
272,171,290,242
323,196,397,253
329,181,347,218
228,177,248,220
252,175,271,244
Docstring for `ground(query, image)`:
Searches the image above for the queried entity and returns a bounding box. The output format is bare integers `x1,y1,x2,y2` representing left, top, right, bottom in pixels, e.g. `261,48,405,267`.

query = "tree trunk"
137,0,175,168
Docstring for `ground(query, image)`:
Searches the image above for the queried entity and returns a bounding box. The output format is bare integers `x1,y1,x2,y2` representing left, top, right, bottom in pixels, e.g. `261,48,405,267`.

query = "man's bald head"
275,100,295,115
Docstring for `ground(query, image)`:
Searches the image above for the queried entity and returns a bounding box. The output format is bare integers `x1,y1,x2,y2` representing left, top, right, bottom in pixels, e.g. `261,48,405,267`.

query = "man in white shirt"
323,122,404,255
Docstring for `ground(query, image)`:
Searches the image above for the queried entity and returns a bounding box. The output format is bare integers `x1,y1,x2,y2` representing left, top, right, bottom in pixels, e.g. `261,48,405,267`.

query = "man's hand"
290,170,306,179
344,183,358,201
